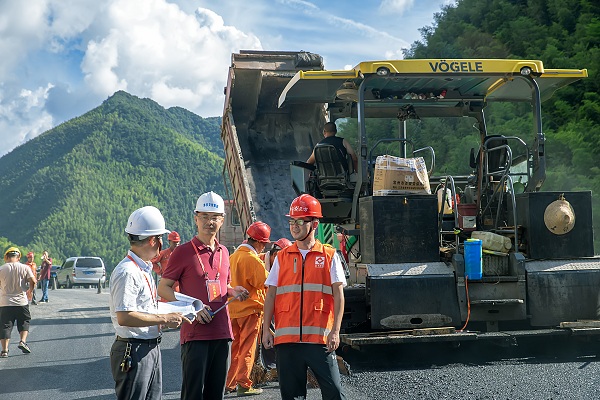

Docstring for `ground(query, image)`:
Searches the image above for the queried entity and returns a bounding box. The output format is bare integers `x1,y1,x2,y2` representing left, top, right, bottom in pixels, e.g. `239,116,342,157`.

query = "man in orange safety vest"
262,194,346,400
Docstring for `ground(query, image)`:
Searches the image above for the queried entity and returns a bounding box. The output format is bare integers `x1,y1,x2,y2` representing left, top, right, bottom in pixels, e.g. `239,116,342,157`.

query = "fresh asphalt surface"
2,288,600,399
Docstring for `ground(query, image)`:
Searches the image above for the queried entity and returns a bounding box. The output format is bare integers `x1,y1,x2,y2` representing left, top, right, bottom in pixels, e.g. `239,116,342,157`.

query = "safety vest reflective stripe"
274,326,331,338
307,283,332,295
276,284,301,294
276,283,332,295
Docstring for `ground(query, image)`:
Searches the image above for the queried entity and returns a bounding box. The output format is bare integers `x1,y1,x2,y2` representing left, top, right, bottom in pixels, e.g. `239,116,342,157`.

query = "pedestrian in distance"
109,206,191,400
158,191,250,400
0,247,37,358
38,250,52,303
25,251,38,305
226,221,272,396
262,194,347,400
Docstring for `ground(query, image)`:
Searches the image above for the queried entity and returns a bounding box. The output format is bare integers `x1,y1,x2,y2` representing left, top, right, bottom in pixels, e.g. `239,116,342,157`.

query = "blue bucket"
464,239,482,280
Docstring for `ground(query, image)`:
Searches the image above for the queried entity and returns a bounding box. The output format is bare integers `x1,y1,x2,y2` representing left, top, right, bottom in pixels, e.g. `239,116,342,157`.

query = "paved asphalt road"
2,288,600,399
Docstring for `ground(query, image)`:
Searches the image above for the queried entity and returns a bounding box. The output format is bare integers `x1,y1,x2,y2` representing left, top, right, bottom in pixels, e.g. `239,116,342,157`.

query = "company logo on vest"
314,256,325,268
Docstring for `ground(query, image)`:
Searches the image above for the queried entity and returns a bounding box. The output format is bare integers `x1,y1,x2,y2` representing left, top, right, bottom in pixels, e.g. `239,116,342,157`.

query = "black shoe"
32,301,37,305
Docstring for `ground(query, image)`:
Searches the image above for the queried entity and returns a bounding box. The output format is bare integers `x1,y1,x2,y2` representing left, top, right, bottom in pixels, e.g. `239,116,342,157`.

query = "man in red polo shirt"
158,191,249,400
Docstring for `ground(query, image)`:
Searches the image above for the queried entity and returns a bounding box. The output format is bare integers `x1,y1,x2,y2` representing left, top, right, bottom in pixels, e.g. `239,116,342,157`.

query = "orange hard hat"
168,231,181,242
287,194,322,218
273,238,292,250
246,221,271,243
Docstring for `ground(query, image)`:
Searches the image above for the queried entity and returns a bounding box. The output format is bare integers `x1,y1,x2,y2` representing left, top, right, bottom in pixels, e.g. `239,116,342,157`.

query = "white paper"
157,292,204,322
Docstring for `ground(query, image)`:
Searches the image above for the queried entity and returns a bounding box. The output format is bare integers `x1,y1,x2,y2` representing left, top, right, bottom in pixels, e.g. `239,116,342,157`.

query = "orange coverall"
226,245,269,391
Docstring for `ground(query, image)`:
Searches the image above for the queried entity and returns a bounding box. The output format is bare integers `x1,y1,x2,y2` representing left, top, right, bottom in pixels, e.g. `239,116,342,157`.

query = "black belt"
116,336,162,345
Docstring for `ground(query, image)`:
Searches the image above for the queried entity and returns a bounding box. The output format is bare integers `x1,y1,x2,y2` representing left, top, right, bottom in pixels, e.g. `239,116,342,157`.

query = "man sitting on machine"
306,122,358,173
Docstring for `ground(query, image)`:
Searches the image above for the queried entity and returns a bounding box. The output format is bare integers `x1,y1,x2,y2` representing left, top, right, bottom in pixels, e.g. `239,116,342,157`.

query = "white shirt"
109,250,159,339
265,248,347,288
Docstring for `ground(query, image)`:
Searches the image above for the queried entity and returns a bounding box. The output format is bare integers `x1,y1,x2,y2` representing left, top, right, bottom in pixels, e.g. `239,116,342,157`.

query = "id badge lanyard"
127,255,157,308
192,239,223,302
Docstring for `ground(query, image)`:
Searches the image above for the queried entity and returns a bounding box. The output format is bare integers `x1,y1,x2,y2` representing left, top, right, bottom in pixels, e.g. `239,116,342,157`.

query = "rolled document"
157,292,204,322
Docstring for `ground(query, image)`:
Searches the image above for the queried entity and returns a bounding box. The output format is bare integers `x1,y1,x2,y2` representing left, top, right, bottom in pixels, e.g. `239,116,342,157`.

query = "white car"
56,257,107,289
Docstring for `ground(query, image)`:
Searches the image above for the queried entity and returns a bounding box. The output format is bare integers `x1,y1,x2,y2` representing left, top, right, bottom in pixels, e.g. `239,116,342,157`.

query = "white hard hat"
195,191,226,214
125,206,170,239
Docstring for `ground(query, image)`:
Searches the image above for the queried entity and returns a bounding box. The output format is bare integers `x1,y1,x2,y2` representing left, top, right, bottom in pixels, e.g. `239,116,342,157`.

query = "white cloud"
379,0,415,14
0,1,47,76
81,0,262,117
0,84,54,154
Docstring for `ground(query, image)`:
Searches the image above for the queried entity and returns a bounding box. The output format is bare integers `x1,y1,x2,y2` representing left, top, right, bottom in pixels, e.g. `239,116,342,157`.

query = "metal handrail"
480,139,519,248
437,175,459,254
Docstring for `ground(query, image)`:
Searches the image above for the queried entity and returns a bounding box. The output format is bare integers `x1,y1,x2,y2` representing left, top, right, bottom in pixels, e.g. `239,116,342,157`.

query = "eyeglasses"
288,219,312,226
196,214,225,222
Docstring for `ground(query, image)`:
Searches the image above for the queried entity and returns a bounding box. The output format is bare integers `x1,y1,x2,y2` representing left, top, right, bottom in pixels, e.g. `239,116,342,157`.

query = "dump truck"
221,50,599,349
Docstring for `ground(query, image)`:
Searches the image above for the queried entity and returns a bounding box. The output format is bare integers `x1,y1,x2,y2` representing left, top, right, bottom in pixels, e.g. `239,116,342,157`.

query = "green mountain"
0,91,224,270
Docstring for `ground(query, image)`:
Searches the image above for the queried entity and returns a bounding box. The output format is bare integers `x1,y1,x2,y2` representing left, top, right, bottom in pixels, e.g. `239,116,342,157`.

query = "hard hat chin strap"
299,221,315,242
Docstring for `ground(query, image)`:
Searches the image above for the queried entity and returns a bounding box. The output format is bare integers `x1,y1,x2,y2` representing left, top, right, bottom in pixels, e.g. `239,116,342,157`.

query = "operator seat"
313,143,354,198
484,135,509,175
470,135,509,176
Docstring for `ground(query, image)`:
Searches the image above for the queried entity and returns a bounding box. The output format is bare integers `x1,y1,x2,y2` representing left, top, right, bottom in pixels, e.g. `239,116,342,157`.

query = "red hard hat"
27,252,34,257
246,221,271,243
273,238,292,250
168,231,181,242
287,194,323,218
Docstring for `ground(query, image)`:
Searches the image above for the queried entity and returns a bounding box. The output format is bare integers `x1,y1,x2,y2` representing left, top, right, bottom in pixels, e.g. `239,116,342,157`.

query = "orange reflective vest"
273,240,336,345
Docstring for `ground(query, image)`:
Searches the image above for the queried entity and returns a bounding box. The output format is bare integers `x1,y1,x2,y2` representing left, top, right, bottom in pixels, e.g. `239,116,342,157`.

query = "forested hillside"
338,0,599,250
0,91,223,269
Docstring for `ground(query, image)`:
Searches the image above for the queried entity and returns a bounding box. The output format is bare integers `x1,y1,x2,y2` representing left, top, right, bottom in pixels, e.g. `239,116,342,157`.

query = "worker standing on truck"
109,206,190,400
226,221,272,396
262,194,347,400
158,191,249,400
306,121,358,172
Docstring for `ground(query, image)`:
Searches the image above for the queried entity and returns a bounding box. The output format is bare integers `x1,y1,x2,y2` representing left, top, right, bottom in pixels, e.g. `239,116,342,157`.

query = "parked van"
56,257,106,289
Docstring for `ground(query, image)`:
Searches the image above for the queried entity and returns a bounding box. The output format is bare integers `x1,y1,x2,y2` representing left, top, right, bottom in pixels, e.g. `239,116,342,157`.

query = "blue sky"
0,0,454,156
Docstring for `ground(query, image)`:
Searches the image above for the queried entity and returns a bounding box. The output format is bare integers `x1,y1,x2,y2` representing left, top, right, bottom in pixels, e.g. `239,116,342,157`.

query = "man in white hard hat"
109,206,192,400
0,247,37,358
159,191,249,400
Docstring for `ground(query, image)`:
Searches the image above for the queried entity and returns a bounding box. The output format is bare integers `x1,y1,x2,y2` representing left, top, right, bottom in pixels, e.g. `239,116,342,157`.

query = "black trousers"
276,343,345,400
0,305,31,338
180,339,231,400
110,340,162,400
